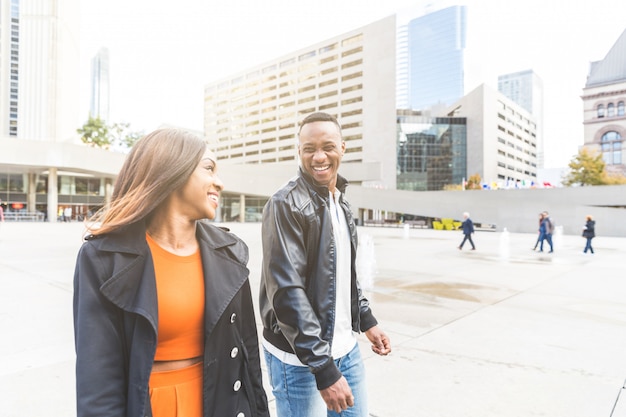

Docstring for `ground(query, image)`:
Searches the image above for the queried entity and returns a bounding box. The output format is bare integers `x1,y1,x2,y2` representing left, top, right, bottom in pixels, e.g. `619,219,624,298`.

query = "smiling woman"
73,128,269,417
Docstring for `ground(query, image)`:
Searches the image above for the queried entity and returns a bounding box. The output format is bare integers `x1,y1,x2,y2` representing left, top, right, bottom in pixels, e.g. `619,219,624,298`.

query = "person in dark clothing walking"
539,211,554,253
583,215,596,254
458,212,476,250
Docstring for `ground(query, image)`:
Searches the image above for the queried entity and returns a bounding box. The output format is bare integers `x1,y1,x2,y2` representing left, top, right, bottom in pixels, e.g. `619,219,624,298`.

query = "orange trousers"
149,362,203,417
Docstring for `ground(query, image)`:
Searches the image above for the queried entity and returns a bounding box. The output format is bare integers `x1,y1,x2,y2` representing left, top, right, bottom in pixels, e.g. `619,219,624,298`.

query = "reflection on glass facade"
397,113,467,191
220,194,268,222
0,172,107,219
406,5,466,110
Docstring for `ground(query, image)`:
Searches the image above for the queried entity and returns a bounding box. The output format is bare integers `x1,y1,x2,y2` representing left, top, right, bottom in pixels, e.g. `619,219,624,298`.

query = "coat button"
230,347,239,358
233,379,241,391
236,413,245,417
230,313,237,323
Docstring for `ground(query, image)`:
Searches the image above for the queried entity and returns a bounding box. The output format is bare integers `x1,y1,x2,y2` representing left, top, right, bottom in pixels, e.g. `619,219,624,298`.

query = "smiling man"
259,112,391,417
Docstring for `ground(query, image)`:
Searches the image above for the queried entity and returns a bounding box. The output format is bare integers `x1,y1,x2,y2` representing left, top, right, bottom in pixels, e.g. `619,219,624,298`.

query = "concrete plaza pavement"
1,221,625,417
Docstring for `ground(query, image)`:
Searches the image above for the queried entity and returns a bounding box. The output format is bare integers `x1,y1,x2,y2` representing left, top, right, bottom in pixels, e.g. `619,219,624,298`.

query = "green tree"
77,117,144,151
77,116,111,149
110,122,143,149
563,148,608,186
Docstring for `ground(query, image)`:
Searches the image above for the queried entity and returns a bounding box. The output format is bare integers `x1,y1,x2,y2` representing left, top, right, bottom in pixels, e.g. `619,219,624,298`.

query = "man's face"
298,121,345,192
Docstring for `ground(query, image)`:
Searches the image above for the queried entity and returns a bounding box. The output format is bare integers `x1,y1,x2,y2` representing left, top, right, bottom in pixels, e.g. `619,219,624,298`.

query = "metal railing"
3,212,46,222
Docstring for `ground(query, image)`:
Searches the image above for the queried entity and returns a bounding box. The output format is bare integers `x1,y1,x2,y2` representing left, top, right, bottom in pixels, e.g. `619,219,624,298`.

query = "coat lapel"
97,222,159,333
95,221,249,339
196,223,250,338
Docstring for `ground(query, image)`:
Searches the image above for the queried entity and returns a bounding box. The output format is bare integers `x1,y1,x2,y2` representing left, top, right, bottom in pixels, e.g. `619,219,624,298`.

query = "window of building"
601,131,623,165
597,104,605,118
342,71,362,82
618,101,625,116
341,47,363,58
341,34,363,46
319,43,337,54
319,78,338,87
299,50,316,61
341,59,362,70
608,103,615,117
319,102,337,111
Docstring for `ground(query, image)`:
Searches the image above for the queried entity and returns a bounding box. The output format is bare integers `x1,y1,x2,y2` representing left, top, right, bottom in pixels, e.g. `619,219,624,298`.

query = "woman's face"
175,148,224,220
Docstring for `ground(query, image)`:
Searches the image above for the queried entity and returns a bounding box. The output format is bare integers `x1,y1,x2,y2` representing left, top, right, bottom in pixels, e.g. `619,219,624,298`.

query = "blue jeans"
264,343,368,417
540,233,553,252
584,237,594,253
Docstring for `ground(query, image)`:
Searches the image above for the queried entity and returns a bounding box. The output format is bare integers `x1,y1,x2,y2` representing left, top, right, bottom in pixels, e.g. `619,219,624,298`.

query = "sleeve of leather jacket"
73,242,127,417
357,284,378,333
261,196,342,390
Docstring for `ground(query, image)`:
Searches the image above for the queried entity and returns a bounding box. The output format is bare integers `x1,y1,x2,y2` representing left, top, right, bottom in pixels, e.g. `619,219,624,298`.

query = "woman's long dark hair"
88,128,207,235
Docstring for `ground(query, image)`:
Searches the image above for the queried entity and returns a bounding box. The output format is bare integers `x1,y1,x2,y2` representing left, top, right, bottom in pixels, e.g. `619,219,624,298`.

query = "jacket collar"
298,167,348,196
93,219,239,254
97,220,245,336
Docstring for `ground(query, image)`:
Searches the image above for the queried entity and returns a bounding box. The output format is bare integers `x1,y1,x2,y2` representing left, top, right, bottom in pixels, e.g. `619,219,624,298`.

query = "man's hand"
365,325,392,355
320,376,354,413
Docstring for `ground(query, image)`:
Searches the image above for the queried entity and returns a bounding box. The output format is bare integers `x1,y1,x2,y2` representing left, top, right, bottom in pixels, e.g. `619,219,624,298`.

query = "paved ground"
1,221,625,417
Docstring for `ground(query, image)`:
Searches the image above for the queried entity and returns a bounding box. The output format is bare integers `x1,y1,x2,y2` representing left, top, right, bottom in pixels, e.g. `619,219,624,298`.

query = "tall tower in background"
0,0,21,137
498,69,545,168
90,47,110,121
403,5,467,111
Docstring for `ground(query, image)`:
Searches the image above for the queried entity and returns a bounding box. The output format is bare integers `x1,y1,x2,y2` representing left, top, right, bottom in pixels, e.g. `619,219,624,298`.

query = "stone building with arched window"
582,28,626,174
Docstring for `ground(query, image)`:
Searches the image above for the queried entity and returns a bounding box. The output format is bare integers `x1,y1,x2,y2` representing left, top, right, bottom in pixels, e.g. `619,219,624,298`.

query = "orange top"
146,234,205,361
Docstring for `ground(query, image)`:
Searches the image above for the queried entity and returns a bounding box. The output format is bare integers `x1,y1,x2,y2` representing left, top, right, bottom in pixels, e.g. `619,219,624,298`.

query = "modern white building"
445,83,538,186
0,0,20,137
16,0,81,142
0,0,121,222
498,69,544,168
581,27,626,174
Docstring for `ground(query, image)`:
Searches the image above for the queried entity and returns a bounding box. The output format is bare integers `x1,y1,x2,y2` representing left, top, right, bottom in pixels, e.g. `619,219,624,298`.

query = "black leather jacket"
259,169,378,391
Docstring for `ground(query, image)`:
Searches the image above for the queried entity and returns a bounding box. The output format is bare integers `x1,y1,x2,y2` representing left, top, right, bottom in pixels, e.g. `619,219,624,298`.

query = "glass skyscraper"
396,111,467,191
403,5,467,111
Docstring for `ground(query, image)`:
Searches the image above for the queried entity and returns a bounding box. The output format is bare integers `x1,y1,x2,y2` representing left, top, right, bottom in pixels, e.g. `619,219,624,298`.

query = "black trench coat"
73,220,269,417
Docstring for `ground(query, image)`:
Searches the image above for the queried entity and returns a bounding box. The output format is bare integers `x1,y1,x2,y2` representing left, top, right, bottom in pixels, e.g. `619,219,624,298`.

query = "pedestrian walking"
458,212,476,250
539,211,554,253
582,215,596,254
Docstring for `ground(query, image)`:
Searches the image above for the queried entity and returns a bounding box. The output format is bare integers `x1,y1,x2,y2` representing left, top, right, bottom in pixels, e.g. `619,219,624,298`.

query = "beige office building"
204,15,398,190
0,0,121,222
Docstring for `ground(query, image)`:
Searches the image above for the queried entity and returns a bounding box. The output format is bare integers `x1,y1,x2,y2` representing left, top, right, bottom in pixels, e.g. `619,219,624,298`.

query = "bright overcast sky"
79,0,626,168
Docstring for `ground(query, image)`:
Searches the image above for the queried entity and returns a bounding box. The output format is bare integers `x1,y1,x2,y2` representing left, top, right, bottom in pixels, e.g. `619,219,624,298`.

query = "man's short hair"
298,112,342,135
